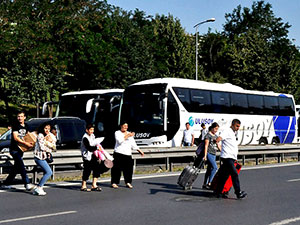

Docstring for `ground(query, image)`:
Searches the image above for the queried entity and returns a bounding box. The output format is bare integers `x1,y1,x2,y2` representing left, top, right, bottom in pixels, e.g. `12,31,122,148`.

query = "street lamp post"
194,18,215,80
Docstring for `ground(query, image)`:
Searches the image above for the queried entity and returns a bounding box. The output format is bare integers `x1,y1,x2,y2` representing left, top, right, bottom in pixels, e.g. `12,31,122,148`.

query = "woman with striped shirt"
33,122,56,196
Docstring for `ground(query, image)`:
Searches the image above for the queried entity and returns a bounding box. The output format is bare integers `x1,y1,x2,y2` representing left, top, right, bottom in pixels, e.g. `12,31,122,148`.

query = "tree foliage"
199,1,300,101
0,0,300,123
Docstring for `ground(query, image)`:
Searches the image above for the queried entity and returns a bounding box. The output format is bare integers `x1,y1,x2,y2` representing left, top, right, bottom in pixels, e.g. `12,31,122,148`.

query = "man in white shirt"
215,119,247,199
181,122,194,147
200,123,208,142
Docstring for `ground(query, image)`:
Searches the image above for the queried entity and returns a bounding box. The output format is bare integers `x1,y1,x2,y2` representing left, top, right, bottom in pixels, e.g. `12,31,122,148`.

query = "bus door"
166,90,180,141
87,96,121,147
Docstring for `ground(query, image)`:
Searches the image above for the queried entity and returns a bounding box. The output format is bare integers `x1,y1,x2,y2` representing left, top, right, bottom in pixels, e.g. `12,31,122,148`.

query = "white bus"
43,89,124,147
119,78,297,147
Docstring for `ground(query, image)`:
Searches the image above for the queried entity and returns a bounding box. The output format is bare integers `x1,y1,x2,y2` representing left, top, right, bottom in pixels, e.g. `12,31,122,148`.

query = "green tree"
218,0,300,99
0,0,67,118
151,14,194,79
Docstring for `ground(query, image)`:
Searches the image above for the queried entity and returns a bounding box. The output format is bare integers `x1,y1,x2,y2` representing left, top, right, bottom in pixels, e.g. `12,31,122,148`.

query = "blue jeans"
203,153,218,184
183,142,191,146
34,158,53,187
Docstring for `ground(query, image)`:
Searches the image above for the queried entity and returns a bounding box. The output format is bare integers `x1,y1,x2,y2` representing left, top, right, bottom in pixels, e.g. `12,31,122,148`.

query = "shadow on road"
144,181,215,198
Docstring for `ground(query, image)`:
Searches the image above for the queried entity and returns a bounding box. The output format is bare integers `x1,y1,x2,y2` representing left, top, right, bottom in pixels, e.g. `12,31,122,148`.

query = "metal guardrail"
1,144,300,181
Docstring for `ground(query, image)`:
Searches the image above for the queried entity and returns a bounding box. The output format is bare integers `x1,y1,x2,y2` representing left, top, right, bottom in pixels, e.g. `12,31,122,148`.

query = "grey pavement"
0,163,300,225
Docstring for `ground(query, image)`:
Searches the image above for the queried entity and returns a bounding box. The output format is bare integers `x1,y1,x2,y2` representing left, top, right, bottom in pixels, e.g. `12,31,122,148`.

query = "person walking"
199,123,207,142
33,122,55,196
181,122,194,147
1,111,35,191
111,122,144,189
202,122,221,190
214,119,247,199
80,124,106,192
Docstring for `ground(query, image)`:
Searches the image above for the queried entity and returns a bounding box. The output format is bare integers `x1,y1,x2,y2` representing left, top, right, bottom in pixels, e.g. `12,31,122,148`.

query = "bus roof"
62,89,124,96
129,78,293,98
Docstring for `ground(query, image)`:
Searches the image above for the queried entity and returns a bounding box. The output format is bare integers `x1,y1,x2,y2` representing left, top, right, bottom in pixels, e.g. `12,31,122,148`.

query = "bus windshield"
56,94,99,123
120,84,167,134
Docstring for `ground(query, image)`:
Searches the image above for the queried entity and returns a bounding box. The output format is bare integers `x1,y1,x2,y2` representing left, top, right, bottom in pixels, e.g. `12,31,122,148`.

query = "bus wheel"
259,138,268,145
271,137,280,145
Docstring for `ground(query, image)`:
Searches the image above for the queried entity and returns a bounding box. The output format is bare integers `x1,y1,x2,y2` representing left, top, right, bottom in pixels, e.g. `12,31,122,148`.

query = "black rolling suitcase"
177,160,205,190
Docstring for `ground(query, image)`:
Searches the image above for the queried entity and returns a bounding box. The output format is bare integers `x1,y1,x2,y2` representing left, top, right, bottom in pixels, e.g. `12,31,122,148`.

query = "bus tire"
258,138,268,145
271,137,280,145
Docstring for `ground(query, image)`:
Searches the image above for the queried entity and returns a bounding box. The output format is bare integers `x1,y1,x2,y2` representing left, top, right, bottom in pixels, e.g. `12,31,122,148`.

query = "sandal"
111,184,119,189
91,186,102,192
80,187,91,192
126,183,133,189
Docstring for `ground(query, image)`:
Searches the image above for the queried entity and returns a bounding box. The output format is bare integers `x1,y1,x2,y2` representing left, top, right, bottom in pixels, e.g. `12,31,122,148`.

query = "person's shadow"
144,181,215,198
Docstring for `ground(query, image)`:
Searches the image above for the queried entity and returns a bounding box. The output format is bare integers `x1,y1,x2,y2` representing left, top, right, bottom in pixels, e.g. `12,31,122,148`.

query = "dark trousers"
111,152,133,184
203,162,212,185
4,150,30,185
82,155,108,181
215,158,241,194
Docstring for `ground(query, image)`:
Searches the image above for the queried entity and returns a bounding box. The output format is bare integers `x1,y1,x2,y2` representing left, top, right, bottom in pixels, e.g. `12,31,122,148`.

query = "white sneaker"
25,183,36,191
0,185,13,190
33,187,47,196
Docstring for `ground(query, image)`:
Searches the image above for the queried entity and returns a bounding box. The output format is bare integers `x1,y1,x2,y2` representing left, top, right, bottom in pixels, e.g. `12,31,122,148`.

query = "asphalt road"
1,162,300,225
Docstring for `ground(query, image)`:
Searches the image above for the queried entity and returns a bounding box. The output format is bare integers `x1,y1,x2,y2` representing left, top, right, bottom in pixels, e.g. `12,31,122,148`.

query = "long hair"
208,122,219,131
37,122,52,136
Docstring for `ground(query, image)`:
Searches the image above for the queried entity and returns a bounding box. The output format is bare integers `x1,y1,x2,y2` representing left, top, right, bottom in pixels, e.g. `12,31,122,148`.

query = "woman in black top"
80,124,108,192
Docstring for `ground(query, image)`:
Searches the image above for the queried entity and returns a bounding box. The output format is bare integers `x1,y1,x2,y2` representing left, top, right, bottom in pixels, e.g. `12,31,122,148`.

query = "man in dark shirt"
2,112,35,190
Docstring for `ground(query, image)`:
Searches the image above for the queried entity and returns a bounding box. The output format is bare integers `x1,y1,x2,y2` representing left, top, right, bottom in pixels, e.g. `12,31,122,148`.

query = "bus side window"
190,89,212,113
264,96,279,115
279,97,295,116
248,94,264,115
231,93,248,114
173,87,191,111
211,91,230,113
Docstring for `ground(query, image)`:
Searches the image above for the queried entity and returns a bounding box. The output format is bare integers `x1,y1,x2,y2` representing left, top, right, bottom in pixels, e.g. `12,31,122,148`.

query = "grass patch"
0,127,8,136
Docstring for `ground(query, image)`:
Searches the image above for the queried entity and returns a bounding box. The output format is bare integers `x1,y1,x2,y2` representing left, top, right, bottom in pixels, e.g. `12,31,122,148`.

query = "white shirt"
114,130,139,156
183,129,194,144
220,127,239,160
201,128,208,140
34,133,54,160
80,133,103,161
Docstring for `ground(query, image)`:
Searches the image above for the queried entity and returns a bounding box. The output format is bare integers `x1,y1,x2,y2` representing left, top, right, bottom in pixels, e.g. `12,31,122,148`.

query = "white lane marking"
287,178,300,182
55,162,300,187
243,162,300,171
269,216,300,225
0,211,77,224
2,162,300,189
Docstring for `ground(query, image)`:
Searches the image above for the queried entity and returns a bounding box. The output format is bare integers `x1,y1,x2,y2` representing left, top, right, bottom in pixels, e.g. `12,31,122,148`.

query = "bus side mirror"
42,102,51,115
110,95,121,112
86,98,95,113
42,101,58,117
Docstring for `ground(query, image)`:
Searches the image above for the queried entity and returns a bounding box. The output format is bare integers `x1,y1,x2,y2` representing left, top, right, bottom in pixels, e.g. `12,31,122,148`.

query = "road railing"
1,144,300,182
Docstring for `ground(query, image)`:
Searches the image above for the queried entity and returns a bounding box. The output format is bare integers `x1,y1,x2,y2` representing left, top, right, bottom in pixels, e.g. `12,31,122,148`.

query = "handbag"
46,152,53,164
94,144,114,168
104,159,114,168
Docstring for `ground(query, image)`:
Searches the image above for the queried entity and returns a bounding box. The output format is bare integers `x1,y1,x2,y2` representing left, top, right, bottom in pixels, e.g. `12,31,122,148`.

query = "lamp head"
206,18,216,22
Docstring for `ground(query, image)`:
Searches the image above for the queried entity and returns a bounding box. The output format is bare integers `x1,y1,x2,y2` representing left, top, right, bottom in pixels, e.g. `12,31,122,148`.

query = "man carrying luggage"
214,119,247,199
1,111,35,191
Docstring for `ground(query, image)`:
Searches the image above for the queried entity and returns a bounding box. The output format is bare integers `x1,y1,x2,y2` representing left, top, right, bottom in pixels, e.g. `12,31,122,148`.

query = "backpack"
195,141,205,157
